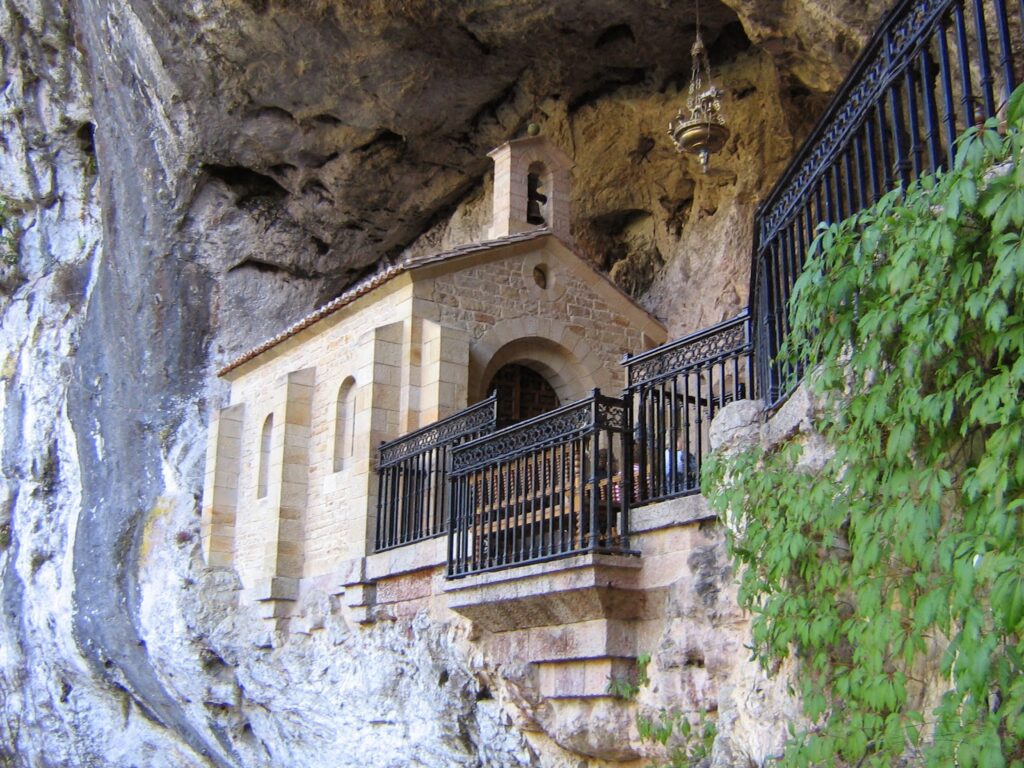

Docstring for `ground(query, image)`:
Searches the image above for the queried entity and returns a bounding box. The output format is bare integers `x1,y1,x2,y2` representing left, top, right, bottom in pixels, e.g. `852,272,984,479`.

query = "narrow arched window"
334,377,357,471
526,161,549,225
257,414,273,499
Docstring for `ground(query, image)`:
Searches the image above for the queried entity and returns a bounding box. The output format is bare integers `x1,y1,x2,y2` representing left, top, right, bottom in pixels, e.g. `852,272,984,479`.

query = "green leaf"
1008,82,1024,126
992,571,1024,632
979,737,1007,768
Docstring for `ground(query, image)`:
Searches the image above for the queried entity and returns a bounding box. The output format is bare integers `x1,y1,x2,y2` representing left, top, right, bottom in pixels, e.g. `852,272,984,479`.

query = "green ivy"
607,651,652,701
637,707,717,768
704,84,1024,768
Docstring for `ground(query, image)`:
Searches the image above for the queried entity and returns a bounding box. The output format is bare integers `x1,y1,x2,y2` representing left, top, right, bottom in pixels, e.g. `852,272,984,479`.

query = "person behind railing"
665,432,698,494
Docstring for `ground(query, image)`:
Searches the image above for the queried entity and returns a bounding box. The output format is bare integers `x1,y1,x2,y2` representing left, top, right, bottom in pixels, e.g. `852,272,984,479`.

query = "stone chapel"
201,135,668,617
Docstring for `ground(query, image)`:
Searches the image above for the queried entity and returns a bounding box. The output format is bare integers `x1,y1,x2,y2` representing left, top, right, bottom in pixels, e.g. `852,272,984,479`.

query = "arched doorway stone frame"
468,318,613,406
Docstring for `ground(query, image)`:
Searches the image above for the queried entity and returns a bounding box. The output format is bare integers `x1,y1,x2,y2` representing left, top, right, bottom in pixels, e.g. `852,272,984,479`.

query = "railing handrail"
378,392,497,468
450,389,628,476
753,0,956,252
624,311,751,390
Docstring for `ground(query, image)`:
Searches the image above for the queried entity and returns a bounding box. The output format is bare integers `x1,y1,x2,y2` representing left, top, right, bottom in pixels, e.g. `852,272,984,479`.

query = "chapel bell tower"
488,134,573,243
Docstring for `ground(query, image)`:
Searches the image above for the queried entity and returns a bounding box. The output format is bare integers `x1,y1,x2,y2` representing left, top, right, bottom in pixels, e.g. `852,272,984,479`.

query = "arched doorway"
486,363,559,429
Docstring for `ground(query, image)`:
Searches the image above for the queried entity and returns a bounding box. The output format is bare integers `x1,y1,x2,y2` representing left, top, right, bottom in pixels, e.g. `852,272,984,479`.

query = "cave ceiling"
133,0,879,303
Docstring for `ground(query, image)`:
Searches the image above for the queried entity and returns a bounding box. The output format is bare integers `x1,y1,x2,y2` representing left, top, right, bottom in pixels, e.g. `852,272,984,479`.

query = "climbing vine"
704,85,1024,768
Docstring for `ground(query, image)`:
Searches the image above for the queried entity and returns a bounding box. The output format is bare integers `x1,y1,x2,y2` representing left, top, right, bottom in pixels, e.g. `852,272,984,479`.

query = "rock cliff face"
0,0,887,765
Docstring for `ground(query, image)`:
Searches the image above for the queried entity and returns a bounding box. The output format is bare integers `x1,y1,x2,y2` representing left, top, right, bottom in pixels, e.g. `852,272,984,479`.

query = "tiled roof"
217,229,553,375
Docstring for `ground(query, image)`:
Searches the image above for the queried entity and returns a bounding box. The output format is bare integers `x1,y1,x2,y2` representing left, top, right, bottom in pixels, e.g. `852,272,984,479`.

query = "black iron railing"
375,393,497,552
447,390,632,578
751,0,1023,408
625,311,753,505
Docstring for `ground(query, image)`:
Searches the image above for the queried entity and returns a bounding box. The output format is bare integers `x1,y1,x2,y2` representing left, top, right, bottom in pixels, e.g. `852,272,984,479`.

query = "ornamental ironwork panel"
596,401,627,431
447,389,633,578
626,312,753,508
378,393,497,468
450,392,628,476
755,0,962,249
375,394,498,553
750,0,1023,410
625,312,750,389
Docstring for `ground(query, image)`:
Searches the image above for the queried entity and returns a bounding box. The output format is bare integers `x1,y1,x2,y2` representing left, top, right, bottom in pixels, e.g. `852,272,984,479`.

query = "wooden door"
487,363,559,429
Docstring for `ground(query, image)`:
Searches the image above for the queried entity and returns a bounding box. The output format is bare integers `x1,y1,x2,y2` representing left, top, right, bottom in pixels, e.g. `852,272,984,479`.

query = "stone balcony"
337,493,714,703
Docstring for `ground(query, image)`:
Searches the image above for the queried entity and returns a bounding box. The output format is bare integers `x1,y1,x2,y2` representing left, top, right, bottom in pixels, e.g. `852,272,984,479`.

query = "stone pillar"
419,320,469,423
346,322,403,560
201,403,244,567
399,314,423,433
253,367,315,624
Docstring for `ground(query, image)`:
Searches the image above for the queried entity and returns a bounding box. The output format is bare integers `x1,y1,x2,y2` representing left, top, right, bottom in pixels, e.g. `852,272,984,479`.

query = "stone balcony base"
443,552,645,633
485,617,637,663
443,552,648,700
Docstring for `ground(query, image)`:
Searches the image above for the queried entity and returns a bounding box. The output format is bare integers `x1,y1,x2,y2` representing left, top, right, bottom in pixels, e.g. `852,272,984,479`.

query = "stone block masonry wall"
201,403,244,567
221,283,420,594
416,316,471,425
238,367,314,613
354,322,405,565
272,368,314,580
428,246,649,398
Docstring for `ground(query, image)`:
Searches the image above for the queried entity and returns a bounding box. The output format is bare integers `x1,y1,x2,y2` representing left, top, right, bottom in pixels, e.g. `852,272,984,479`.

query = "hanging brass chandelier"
668,27,729,173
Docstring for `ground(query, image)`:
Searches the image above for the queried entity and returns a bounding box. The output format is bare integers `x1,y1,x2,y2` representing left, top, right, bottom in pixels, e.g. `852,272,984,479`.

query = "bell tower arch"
487,134,573,243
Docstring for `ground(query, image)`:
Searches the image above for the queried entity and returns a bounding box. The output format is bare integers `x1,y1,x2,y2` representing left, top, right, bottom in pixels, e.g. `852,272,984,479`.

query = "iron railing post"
588,389,599,551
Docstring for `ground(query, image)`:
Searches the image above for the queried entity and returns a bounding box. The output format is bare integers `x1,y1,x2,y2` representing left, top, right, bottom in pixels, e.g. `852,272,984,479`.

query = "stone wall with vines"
704,87,1024,767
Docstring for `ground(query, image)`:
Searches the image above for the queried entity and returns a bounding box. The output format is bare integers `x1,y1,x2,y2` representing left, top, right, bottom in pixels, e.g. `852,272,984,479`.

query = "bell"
527,198,545,225
527,173,548,225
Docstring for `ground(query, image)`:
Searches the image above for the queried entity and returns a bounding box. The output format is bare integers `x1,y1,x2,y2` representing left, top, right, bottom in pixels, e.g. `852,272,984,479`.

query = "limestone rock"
538,700,639,761
720,0,891,91
708,399,763,452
